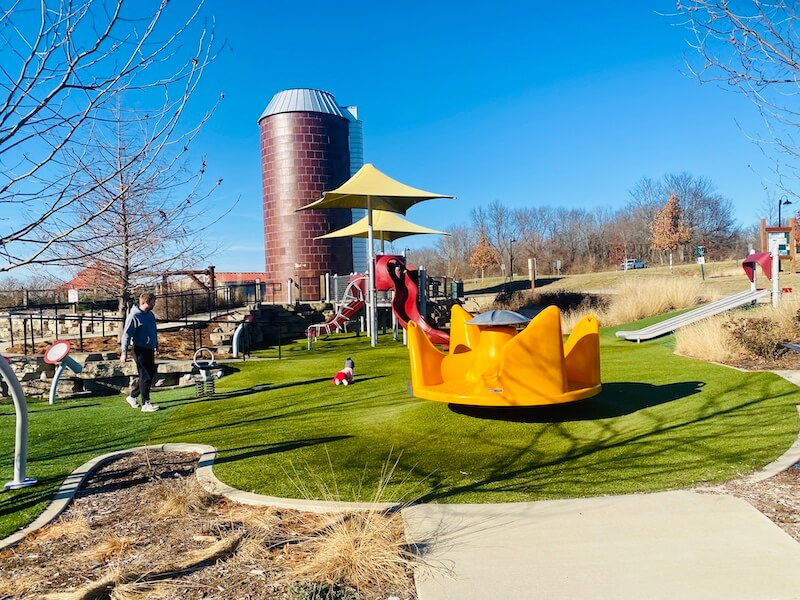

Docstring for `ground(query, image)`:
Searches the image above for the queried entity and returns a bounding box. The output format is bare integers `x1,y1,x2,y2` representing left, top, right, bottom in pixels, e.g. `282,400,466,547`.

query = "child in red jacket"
332,357,355,386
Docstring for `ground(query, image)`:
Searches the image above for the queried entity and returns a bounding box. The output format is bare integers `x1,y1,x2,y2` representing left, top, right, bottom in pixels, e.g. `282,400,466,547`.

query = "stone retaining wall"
0,353,195,400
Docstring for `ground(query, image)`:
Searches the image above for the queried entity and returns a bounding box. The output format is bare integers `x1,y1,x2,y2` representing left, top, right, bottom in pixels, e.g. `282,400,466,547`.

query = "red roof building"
213,272,267,285
61,263,122,291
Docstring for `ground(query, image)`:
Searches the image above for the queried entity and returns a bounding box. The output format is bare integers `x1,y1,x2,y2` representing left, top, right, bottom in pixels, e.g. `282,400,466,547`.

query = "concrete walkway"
404,490,800,599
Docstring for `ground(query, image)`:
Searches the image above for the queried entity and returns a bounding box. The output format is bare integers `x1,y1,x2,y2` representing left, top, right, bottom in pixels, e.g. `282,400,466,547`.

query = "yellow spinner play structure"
407,305,601,406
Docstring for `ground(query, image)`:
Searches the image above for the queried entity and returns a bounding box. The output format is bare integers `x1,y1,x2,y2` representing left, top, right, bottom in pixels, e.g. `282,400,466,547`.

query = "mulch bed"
0,452,416,600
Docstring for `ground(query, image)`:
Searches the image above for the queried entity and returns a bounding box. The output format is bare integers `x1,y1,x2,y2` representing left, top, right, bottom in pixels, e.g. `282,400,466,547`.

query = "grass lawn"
2,317,800,540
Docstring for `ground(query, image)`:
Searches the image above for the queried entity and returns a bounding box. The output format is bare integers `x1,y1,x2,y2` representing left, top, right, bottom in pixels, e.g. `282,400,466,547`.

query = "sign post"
695,245,706,281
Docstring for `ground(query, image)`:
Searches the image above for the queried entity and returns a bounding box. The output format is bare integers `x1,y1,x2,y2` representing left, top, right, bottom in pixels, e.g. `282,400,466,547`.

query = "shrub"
605,277,711,326
674,314,744,363
724,315,790,361
288,581,358,600
492,289,609,315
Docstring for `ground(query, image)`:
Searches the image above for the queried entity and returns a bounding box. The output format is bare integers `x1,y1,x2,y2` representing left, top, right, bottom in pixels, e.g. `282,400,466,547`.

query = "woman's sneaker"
141,403,160,412
126,395,139,409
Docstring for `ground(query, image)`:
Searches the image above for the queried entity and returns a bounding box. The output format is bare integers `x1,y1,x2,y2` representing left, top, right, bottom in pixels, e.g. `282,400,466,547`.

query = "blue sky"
186,1,778,273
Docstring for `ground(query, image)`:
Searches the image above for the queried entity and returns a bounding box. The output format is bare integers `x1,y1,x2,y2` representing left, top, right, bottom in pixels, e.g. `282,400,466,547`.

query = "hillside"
462,259,800,302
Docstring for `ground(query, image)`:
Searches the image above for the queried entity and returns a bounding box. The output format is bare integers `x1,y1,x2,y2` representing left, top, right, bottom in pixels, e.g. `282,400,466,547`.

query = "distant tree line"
410,172,753,279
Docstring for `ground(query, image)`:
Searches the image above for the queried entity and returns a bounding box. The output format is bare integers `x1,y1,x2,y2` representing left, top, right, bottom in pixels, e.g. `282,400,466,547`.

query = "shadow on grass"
0,475,64,519
28,402,102,413
163,375,388,408
165,377,334,406
468,278,558,295
213,436,352,465
415,380,790,504
448,381,704,423
167,397,367,437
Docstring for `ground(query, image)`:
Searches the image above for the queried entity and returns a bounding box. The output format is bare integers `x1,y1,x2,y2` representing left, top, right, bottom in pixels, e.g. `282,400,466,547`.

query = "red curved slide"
375,255,450,346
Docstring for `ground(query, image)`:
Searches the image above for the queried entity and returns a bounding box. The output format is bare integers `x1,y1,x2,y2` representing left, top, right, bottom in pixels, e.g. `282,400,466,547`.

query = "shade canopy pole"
367,196,378,347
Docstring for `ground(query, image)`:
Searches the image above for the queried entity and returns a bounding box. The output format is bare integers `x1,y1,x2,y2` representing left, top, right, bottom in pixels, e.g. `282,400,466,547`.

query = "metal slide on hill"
615,288,771,342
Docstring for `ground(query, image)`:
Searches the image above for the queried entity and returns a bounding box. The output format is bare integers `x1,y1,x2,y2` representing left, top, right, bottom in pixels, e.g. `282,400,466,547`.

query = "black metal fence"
1,311,298,358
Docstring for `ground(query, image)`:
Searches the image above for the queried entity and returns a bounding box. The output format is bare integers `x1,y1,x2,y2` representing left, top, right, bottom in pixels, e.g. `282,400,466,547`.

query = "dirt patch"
723,352,800,371
0,452,416,600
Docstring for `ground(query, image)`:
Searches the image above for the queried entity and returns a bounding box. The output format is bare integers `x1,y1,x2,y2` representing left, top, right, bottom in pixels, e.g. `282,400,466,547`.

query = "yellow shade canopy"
297,163,454,214
297,163,454,348
316,209,450,242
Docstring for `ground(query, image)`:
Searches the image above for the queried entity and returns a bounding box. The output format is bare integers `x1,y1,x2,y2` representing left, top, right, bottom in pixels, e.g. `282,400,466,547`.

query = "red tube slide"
375,255,450,346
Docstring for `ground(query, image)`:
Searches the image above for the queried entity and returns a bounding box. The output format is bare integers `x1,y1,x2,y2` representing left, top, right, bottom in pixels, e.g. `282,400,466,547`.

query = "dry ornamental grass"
0,451,418,600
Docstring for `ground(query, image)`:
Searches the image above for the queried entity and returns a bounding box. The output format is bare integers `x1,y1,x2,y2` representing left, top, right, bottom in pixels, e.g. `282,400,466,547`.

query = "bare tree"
471,200,518,274
435,225,473,279
514,206,553,269
663,173,739,254
628,173,742,260
53,101,229,314
677,1,800,186
0,0,221,273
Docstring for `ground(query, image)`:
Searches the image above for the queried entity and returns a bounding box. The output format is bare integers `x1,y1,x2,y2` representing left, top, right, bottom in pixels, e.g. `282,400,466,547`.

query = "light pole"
509,239,516,281
778,195,793,227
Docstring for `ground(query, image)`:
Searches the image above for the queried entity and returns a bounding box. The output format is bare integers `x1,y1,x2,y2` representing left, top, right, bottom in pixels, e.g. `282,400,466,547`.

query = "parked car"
619,259,647,270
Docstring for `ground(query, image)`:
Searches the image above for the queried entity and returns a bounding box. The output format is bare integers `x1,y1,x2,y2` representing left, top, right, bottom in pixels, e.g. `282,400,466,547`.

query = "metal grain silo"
341,105,367,274
259,88,354,298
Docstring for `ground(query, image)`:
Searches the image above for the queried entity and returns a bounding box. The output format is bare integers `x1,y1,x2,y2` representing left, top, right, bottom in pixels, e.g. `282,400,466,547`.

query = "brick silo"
259,88,354,299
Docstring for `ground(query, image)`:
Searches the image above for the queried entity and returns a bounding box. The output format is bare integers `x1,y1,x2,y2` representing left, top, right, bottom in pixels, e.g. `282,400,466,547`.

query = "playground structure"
305,257,451,345
43,341,83,405
759,217,797,273
192,347,218,397
305,274,366,339
616,252,779,343
407,304,601,407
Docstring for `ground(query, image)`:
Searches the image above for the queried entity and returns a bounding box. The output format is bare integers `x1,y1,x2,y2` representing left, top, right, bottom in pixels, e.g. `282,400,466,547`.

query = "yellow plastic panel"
407,321,445,387
563,315,601,389
500,305,566,400
448,304,479,354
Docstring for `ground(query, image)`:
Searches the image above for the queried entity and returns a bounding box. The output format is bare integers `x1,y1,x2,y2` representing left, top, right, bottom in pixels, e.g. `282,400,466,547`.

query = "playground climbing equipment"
306,274,366,339
43,340,83,405
375,254,450,346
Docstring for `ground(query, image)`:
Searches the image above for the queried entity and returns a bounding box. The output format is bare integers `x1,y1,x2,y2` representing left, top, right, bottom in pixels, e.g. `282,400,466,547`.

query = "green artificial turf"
0,395,169,539
2,319,799,540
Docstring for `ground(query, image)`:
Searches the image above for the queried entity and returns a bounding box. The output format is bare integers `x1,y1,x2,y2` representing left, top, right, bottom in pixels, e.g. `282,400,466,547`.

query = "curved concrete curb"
743,404,800,482
192,445,398,513
0,442,398,551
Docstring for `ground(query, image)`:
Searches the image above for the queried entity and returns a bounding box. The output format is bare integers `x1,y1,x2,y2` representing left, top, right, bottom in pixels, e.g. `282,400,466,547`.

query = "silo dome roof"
259,88,344,120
